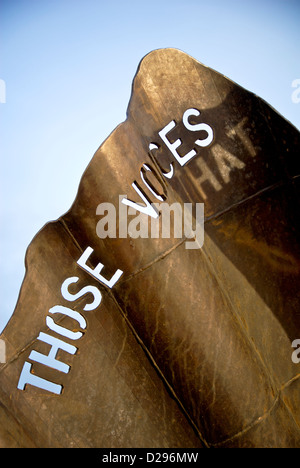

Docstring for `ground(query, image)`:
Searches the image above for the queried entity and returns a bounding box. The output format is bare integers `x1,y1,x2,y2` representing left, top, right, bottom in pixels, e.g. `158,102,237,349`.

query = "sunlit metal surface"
0,49,299,448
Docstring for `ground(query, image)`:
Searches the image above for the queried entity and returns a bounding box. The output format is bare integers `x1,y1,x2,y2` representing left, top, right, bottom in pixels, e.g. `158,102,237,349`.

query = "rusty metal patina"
0,49,299,448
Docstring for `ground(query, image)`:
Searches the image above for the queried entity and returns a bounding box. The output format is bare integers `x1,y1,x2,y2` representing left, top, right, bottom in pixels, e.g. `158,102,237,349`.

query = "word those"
17,247,123,395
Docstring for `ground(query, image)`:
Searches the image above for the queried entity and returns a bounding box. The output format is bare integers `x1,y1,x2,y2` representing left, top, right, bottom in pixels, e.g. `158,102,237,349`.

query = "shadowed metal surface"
0,48,299,448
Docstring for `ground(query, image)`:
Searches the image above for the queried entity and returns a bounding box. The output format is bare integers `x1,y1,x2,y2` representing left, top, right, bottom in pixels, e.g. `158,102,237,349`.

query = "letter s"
291,339,300,364
61,276,102,311
183,108,214,147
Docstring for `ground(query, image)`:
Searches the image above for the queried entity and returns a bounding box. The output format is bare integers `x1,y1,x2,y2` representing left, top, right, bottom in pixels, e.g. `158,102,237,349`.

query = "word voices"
121,108,257,245
17,247,123,394
121,108,213,226
96,196,204,249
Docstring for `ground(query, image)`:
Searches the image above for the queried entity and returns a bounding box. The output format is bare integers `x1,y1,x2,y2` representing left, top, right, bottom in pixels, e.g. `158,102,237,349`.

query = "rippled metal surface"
0,49,299,448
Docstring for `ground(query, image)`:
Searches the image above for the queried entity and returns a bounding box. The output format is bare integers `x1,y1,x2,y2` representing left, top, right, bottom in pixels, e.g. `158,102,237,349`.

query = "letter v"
121,181,159,219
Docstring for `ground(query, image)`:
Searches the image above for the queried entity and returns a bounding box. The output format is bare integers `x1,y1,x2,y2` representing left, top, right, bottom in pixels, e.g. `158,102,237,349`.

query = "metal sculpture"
0,49,299,448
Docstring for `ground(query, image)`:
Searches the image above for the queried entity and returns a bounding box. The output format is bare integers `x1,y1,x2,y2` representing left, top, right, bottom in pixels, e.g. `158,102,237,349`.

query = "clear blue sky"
0,0,299,332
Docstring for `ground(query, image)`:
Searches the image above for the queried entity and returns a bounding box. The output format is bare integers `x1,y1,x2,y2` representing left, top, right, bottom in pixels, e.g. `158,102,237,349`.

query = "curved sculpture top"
0,48,299,448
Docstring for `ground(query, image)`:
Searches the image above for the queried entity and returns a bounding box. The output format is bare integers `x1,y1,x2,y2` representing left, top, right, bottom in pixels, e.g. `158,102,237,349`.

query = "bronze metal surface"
0,48,299,448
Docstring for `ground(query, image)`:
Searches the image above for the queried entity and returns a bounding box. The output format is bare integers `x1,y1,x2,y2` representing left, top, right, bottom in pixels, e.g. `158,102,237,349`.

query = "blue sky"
0,0,299,332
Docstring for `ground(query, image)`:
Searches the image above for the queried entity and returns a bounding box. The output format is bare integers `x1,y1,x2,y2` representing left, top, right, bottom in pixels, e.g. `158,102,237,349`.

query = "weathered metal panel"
0,48,299,448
